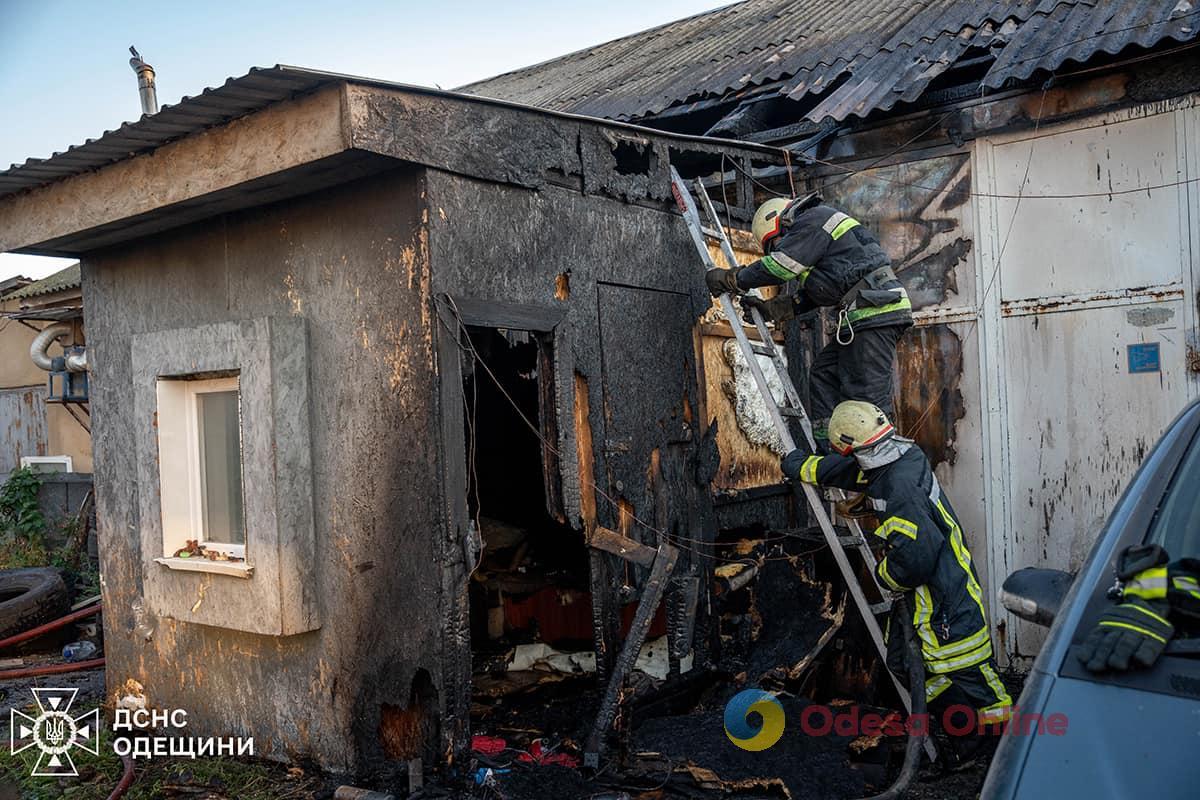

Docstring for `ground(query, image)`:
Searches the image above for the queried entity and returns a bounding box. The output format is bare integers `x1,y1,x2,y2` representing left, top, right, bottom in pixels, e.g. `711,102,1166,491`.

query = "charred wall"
84,167,440,773
423,168,722,742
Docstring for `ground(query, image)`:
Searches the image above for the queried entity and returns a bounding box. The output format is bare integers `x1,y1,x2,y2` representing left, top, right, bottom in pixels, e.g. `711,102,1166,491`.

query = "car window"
1147,429,1200,558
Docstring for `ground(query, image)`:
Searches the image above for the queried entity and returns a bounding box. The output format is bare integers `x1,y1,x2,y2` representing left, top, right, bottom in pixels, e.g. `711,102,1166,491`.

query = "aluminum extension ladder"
670,166,933,756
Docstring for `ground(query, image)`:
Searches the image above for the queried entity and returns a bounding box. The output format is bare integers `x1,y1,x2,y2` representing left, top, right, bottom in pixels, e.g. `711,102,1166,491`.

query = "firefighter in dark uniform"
705,195,911,451
780,400,1013,756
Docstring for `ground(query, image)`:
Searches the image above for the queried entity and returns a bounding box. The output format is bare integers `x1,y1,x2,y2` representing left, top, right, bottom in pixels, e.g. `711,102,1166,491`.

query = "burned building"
464,0,1200,663
0,68,790,773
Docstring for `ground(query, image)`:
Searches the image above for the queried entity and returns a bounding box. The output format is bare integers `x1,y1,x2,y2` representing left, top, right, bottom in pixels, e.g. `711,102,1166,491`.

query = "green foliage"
0,466,46,542
0,468,100,596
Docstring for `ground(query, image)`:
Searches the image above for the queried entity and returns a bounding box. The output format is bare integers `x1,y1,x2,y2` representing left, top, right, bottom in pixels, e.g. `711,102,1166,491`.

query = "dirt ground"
0,663,1008,800
0,547,1018,800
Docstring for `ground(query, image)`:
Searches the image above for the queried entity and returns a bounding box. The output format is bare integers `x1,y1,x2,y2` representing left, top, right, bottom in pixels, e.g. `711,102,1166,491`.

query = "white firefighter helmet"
828,400,894,455
751,198,792,252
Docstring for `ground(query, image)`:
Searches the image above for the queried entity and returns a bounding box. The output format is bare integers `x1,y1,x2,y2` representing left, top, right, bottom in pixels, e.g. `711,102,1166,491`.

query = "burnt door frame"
433,294,570,758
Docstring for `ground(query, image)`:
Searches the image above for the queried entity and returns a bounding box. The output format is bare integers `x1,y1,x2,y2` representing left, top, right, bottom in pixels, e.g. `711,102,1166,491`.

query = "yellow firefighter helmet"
828,401,894,455
751,198,792,252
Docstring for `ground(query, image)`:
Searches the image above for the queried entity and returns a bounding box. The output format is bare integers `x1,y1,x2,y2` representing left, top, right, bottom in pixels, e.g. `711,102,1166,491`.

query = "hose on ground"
0,603,102,650
0,657,105,679
106,754,135,800
856,595,926,800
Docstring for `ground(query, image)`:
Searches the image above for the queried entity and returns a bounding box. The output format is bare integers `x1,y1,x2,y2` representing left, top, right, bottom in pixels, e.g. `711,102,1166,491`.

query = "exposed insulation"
721,338,788,455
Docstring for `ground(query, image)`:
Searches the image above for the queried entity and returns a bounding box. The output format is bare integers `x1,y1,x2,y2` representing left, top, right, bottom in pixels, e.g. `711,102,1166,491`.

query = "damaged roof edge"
0,64,785,202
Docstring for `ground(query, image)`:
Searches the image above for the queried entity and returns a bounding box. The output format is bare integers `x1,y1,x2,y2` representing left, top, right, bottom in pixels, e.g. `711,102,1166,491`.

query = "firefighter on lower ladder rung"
704,193,912,452
782,400,1012,767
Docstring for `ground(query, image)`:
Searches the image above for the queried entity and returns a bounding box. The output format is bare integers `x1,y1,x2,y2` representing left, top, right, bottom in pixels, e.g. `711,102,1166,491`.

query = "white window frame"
155,375,248,565
20,455,73,473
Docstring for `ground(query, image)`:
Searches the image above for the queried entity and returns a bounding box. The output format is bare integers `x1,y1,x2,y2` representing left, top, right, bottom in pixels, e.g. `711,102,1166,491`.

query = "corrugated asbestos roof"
460,0,1200,123
2,263,80,300
0,65,779,202
0,67,327,199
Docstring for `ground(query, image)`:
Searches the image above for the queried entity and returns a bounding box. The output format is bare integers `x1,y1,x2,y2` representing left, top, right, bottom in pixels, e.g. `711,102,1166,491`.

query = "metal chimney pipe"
128,46,158,115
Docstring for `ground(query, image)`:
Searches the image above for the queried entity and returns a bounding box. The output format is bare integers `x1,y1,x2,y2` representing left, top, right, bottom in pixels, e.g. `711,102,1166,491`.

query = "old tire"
0,568,70,641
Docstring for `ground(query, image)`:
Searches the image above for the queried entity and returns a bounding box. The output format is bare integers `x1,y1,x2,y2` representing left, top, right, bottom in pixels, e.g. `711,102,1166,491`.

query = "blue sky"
0,0,725,282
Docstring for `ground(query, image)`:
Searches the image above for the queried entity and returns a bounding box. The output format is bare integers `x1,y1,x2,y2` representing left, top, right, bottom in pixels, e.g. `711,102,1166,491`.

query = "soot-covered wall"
84,167,441,773
424,168,723,741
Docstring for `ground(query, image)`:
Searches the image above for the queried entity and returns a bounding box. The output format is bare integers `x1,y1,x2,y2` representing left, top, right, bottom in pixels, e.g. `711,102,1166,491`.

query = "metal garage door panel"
1003,299,1186,656
0,386,48,474
991,113,1183,301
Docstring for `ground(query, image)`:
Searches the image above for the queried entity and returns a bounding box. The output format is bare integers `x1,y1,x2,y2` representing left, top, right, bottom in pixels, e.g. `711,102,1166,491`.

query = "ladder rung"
870,600,893,615
750,343,776,357
778,406,806,418
700,225,724,240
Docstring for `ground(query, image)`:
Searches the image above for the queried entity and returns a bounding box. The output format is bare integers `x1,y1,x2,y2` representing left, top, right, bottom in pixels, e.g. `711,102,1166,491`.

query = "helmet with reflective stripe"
752,193,822,252
828,400,894,455
751,198,792,252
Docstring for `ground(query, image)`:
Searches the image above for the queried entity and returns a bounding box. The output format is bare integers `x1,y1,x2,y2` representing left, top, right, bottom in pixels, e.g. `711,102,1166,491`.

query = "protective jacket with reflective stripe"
792,444,993,674
736,204,912,331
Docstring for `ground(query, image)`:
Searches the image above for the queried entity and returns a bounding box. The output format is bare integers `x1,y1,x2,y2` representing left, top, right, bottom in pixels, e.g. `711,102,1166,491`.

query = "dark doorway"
461,327,591,664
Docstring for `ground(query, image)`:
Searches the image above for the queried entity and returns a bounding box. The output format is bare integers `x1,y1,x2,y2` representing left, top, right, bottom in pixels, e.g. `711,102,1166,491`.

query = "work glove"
705,268,741,297
780,449,814,482
1078,593,1173,672
1168,558,1200,620
742,294,796,325
1079,545,1174,672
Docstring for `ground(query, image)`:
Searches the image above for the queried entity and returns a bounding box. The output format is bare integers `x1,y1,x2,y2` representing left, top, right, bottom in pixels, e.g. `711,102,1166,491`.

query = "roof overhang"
0,66,782,256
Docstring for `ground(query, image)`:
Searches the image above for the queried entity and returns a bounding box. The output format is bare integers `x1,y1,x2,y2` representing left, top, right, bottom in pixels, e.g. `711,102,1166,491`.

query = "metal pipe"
0,603,102,650
30,322,71,371
65,349,88,372
128,47,158,115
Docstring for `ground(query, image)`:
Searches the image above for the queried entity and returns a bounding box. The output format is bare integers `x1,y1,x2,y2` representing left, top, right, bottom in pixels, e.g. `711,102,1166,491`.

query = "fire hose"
0,600,128,795
855,595,926,800
0,603,102,650
106,754,135,800
0,602,104,679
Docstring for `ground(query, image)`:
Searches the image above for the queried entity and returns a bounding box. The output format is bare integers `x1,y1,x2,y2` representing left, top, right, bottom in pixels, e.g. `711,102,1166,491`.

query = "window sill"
154,557,254,579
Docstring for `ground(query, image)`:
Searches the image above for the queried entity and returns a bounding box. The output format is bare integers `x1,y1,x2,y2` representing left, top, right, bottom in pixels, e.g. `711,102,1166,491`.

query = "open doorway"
460,326,594,684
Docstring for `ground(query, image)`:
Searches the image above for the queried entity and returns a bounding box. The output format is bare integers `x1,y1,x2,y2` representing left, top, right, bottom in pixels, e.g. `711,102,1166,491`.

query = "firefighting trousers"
809,323,907,444
887,633,1013,728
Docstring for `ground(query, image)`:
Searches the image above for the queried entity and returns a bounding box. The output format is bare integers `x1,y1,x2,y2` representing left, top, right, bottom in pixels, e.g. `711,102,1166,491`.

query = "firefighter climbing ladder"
670,166,932,756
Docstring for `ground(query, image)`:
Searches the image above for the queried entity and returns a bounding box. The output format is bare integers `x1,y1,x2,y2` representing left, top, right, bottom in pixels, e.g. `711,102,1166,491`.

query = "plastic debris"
63,641,98,662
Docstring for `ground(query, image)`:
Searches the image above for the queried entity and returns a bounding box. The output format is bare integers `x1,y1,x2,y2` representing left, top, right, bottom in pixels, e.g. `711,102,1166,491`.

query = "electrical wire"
906,78,1052,440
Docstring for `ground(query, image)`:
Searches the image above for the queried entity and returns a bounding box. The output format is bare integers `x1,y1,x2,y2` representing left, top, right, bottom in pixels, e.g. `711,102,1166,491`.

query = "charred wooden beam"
588,525,657,567
584,542,679,767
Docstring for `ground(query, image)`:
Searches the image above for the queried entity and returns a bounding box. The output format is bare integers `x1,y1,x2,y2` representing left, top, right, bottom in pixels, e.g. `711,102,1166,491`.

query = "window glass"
1147,432,1200,558
197,389,245,545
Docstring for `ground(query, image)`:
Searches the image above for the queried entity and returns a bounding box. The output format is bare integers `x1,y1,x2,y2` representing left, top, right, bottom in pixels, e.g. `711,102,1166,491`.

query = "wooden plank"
444,295,566,332
700,321,785,343
587,526,657,567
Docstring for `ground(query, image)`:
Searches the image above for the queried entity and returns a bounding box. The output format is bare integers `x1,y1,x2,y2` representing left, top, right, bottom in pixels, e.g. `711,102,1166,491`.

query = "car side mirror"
1000,567,1075,628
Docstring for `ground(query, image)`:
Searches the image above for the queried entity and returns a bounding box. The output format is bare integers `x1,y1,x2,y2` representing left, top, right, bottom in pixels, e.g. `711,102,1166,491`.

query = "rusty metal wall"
810,96,1200,665
0,386,47,474
976,98,1200,659
819,153,991,606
